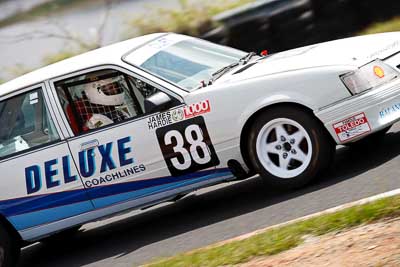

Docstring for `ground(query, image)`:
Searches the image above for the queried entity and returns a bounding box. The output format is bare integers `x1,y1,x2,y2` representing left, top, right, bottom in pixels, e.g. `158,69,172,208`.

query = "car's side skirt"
19,170,234,242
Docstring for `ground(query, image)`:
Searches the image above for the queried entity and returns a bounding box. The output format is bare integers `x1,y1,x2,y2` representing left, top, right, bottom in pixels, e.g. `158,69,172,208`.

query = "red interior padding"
66,100,91,134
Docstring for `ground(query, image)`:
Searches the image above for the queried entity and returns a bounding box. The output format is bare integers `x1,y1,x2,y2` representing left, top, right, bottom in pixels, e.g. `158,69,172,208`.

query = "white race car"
1,32,400,266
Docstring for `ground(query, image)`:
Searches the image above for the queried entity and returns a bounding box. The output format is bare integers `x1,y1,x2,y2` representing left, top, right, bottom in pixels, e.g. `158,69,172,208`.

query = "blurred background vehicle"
202,0,400,52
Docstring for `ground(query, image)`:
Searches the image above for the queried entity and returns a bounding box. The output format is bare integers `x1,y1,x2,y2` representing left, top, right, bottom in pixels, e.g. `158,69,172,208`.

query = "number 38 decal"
156,116,220,176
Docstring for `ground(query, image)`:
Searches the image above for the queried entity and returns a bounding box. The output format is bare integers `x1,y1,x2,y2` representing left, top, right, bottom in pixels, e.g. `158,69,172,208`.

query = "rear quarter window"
0,89,59,158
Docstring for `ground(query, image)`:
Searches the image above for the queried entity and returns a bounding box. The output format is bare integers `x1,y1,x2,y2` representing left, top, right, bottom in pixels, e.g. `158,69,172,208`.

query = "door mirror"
144,91,172,113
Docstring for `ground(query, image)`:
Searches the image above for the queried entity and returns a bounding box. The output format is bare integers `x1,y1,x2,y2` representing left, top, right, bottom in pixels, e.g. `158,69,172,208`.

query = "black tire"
247,106,335,189
40,225,82,244
0,225,20,267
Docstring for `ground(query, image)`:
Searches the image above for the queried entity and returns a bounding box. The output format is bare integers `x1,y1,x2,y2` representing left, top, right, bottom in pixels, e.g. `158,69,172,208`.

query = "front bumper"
316,78,400,144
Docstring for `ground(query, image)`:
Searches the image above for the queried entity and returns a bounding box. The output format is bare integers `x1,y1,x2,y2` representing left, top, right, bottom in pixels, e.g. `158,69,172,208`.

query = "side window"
55,69,179,135
127,77,162,111
0,89,59,158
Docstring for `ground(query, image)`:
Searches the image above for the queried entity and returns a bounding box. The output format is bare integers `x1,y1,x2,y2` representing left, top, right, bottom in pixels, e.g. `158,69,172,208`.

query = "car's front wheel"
248,106,335,189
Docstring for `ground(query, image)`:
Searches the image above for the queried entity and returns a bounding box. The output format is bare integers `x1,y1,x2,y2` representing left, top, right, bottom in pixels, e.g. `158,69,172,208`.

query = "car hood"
218,32,400,83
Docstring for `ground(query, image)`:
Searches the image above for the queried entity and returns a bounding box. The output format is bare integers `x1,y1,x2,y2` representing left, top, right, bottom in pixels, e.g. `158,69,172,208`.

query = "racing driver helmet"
84,77,125,106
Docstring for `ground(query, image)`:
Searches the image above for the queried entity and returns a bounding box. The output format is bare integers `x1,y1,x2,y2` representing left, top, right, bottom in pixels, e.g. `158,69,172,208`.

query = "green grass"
144,195,400,267
0,0,107,28
359,17,400,35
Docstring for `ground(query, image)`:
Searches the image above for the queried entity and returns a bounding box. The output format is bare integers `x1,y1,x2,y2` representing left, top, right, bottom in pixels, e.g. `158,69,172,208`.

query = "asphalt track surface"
18,123,400,267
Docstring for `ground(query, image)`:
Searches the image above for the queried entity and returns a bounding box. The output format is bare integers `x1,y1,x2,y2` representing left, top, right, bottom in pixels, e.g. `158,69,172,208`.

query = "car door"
0,84,94,233
51,66,220,209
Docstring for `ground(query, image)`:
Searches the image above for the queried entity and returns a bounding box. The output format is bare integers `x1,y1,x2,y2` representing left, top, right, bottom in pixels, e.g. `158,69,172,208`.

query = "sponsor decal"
147,100,211,130
29,92,39,105
333,113,371,142
24,136,146,194
147,108,185,130
373,66,385,78
147,37,176,50
172,108,184,121
379,103,400,119
84,164,146,188
147,111,173,130
183,100,211,119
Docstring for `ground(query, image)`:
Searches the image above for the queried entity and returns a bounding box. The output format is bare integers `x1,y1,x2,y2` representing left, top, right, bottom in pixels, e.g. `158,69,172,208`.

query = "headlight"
341,59,398,95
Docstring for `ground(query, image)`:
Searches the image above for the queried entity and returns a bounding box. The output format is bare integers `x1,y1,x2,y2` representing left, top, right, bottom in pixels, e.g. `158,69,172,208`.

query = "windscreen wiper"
209,62,240,83
215,52,258,76
204,52,259,87
239,52,257,65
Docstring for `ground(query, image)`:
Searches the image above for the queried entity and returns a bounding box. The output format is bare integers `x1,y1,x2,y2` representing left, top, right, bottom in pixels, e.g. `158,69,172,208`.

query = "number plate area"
156,116,220,176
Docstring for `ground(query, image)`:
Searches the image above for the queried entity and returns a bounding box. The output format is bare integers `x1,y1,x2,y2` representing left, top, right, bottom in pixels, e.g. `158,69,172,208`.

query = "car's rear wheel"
0,225,20,267
248,106,335,189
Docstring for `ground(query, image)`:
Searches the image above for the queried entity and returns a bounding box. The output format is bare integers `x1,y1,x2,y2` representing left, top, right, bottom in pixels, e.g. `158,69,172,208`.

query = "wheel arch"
239,102,334,171
0,214,22,245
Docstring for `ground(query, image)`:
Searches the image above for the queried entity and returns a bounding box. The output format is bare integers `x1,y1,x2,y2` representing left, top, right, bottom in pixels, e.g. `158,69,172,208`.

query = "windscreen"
139,39,246,90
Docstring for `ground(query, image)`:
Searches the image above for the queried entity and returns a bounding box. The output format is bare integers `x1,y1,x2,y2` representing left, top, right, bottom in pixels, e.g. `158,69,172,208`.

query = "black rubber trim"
233,62,258,74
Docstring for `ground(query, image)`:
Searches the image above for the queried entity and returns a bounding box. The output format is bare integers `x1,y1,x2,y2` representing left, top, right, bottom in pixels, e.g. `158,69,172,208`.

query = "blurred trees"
127,0,253,37
0,0,113,83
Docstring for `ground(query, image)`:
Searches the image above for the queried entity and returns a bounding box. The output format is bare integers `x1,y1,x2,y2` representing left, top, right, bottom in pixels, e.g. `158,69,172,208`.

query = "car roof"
0,33,166,97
